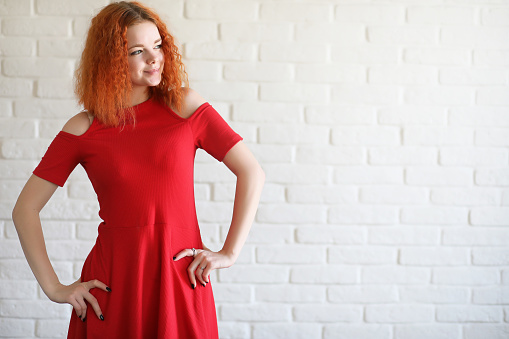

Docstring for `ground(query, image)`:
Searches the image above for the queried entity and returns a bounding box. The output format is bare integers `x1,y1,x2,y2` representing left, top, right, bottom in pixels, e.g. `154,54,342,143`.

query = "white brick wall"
1,0,508,338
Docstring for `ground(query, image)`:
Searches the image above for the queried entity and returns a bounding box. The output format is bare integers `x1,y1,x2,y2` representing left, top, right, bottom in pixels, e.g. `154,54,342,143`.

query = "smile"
145,68,160,74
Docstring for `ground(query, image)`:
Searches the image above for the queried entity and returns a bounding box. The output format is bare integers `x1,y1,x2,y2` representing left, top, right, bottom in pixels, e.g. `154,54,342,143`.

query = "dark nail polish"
79,315,82,319
191,283,195,289
106,286,112,292
173,256,176,260
100,314,104,321
83,317,86,322
202,283,206,287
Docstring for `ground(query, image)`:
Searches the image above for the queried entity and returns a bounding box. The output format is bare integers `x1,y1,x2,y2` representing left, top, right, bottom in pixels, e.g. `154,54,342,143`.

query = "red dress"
33,98,243,338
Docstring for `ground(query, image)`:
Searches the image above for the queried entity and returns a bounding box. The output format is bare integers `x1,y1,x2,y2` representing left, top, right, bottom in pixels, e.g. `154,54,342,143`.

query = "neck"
130,87,150,107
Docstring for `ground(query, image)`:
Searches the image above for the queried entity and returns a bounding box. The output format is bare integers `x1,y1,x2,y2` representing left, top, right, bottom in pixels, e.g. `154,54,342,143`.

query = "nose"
146,50,158,64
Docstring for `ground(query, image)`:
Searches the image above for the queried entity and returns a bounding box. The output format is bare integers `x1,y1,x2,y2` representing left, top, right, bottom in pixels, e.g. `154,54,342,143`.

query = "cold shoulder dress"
32,98,243,338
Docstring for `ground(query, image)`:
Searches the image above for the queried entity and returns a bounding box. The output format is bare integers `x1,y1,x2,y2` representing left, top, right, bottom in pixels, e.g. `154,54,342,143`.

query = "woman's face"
126,21,164,92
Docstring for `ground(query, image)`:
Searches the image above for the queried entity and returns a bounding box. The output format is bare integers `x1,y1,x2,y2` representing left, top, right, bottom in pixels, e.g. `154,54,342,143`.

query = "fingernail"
191,283,195,289
202,283,206,287
83,317,86,322
106,286,112,292
173,256,176,260
100,314,104,321
79,315,82,319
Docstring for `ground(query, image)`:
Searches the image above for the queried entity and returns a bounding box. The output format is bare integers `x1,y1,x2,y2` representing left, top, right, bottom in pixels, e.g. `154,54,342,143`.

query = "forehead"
126,21,160,44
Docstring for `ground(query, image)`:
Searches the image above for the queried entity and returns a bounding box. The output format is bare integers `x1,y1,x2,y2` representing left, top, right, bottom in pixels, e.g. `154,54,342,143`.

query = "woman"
11,1,265,338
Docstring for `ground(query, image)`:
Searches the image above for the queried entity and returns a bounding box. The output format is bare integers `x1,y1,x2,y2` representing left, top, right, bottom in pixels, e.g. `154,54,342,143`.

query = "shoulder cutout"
61,111,93,136
173,87,207,119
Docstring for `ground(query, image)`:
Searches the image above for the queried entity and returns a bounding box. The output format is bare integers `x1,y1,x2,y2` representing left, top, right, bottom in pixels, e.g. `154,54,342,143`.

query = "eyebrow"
128,38,162,50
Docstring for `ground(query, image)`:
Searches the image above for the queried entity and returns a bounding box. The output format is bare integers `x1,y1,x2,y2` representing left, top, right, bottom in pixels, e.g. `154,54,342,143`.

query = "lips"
145,68,160,74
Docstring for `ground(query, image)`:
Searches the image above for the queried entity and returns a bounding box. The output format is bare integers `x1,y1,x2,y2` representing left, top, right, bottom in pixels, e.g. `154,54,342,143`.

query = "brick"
224,62,293,83
306,105,375,125
259,124,330,145
2,18,70,36
291,265,358,284
471,207,509,226
476,128,509,146
437,305,502,323
404,126,473,145
287,185,357,204
3,58,73,78
473,287,509,304
256,245,325,264
260,3,331,22
294,304,362,322
0,160,36,179
0,318,34,337
334,167,403,184
503,190,509,206
464,324,509,339
369,226,440,245
46,241,93,261
260,83,330,103
220,22,292,42
431,187,500,206
332,45,398,64
441,67,507,85
328,285,398,303
0,240,25,259
221,304,291,322
219,265,289,283
0,280,37,299
256,204,327,224
362,267,430,284
296,146,365,165
476,169,509,186
296,225,365,245
36,0,108,15
360,186,428,204
442,27,509,48
0,77,33,97
378,106,447,125
400,247,469,265
399,286,468,304
395,324,461,339
478,87,509,105
255,285,324,303
68,181,96,200
0,99,12,117
433,267,499,285
247,224,292,244
233,102,302,123
258,184,286,203
185,0,257,20
473,248,509,266
406,167,473,186
368,26,438,44
449,107,509,127
298,23,364,45
36,78,74,99
336,4,404,23
260,42,328,63
1,139,49,159
324,324,392,339
0,300,67,319
35,319,69,338
213,284,251,303
474,50,509,66
196,201,235,223
332,126,400,146
369,147,437,165
332,85,401,105
365,304,434,323
185,60,221,82
38,38,83,58
0,37,35,57
0,0,31,15
218,322,250,339
329,205,399,225
404,86,474,105
190,81,257,102
329,246,397,265
408,6,474,24
212,183,235,202
195,163,236,182
264,164,329,184
481,7,509,25
369,65,437,85
39,200,99,220
401,206,468,225
14,99,79,118
0,120,36,138
440,147,507,166
253,323,322,339
0,180,25,200
404,48,470,65
185,42,256,61
297,63,364,83
443,227,509,246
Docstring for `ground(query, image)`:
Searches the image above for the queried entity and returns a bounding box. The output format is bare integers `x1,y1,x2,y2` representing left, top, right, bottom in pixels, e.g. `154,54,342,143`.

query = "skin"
12,20,265,321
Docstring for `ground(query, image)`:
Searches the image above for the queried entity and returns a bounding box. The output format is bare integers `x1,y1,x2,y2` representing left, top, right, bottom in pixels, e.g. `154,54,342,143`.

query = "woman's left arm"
174,141,265,288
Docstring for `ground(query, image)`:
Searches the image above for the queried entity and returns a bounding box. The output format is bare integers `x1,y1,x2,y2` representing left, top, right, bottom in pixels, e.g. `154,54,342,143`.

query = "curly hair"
74,1,189,127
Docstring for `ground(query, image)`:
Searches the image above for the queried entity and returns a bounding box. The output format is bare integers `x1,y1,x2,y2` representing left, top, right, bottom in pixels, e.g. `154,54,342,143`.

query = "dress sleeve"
33,132,82,187
188,103,243,162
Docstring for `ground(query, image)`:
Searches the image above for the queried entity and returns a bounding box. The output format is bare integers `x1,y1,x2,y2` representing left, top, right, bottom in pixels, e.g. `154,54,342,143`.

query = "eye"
155,44,162,49
130,50,142,56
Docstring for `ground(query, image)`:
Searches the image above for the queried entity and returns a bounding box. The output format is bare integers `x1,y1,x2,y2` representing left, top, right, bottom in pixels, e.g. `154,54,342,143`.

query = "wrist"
218,248,238,267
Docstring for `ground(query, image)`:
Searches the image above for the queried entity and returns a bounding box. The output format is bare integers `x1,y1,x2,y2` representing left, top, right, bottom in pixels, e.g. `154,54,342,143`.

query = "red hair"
74,1,189,126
